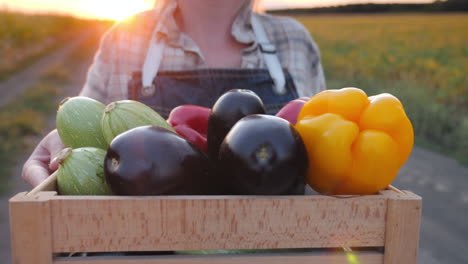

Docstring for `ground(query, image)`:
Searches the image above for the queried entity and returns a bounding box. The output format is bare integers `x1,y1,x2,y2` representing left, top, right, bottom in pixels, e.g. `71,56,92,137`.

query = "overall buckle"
141,84,156,97
258,43,276,54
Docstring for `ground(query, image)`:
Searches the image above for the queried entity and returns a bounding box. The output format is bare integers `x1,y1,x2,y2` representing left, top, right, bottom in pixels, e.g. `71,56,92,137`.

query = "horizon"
0,0,435,20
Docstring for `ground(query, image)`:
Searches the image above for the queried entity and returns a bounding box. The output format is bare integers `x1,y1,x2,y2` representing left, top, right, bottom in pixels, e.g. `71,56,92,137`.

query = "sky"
0,0,435,20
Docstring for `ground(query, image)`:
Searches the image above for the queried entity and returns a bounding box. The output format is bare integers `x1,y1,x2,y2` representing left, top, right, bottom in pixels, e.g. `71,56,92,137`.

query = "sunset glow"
0,0,155,20
0,0,435,20
80,0,154,20
87,0,152,20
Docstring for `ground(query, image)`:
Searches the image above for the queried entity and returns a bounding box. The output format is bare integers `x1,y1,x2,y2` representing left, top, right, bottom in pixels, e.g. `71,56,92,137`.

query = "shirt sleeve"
306,34,326,95
266,15,326,98
79,28,116,103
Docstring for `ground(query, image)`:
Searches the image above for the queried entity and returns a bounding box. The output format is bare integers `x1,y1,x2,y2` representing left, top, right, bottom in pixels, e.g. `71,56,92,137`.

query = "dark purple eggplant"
104,126,210,195
207,89,265,161
218,115,308,195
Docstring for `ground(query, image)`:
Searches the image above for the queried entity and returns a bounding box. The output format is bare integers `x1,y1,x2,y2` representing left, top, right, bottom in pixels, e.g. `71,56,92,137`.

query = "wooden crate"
9,175,421,264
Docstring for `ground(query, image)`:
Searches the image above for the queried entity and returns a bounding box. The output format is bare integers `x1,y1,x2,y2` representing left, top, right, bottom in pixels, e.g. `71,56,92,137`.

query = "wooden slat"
49,194,387,253
54,250,384,264
382,190,422,264
9,192,57,264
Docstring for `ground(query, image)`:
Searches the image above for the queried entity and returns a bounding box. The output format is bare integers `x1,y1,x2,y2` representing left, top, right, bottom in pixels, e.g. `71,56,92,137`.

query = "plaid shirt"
80,1,326,103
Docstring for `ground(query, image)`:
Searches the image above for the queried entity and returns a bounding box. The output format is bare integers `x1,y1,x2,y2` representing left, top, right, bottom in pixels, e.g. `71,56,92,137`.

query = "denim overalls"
128,15,299,118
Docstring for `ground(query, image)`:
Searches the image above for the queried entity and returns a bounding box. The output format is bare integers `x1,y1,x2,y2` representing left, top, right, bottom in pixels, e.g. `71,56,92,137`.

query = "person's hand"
22,129,65,186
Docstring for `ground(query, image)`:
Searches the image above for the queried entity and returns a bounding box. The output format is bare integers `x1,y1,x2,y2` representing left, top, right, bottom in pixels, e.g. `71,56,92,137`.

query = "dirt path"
395,147,468,264
0,31,95,263
0,31,92,108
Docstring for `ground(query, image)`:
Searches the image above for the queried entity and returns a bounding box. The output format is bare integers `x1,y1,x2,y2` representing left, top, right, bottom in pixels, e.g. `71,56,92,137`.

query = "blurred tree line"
268,0,468,14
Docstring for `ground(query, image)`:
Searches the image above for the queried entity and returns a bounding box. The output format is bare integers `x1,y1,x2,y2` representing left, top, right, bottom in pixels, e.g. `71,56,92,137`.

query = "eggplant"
207,89,265,161
104,126,211,195
218,114,308,195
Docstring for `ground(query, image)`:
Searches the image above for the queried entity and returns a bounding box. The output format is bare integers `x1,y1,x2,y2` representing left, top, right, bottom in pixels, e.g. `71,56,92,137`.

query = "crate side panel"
383,191,422,264
50,195,387,252
9,192,54,264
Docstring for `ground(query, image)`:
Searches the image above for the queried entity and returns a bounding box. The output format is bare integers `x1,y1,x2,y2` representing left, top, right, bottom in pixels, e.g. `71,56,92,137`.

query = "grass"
0,10,105,81
0,68,65,193
296,13,468,164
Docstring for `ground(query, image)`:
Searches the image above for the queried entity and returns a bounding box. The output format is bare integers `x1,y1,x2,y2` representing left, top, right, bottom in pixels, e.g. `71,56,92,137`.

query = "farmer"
21,0,326,186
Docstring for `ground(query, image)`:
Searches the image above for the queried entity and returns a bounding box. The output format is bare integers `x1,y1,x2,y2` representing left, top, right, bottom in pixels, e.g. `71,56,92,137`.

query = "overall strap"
142,27,165,89
251,15,286,95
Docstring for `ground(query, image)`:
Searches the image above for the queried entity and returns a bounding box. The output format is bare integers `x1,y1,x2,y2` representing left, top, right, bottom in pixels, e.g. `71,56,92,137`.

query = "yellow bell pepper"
295,87,413,195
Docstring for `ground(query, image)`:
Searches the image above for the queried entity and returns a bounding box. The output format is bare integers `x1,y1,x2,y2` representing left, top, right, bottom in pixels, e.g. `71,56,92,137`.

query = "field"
296,13,468,163
0,12,467,263
0,10,102,80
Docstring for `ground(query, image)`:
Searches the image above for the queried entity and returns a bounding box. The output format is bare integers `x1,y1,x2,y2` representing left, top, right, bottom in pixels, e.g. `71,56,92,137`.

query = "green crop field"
0,10,102,80
296,13,468,163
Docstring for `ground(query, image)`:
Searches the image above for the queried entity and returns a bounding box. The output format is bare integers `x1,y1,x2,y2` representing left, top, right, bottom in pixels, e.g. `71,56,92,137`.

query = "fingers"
49,157,60,171
45,130,65,171
22,143,53,187
22,160,50,187
21,130,65,187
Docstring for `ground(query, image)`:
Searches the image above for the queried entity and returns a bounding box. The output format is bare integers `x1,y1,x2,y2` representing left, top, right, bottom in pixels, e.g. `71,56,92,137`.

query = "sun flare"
84,0,154,20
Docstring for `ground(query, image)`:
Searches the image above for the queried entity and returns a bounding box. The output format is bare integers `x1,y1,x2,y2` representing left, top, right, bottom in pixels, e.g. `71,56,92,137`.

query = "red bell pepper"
275,97,308,125
167,105,210,153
